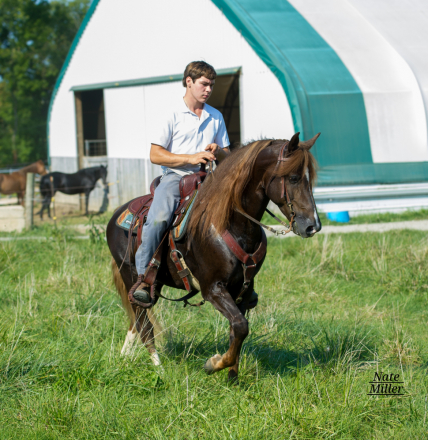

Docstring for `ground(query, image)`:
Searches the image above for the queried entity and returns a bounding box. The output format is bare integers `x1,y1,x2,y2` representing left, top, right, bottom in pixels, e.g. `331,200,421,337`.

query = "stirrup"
129,275,152,307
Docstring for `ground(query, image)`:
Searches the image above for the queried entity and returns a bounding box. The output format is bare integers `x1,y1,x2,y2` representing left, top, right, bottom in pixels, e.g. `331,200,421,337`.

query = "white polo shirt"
151,98,230,176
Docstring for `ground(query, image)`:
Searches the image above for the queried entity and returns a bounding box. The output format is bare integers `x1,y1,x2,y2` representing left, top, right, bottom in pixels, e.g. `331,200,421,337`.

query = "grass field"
1,221,428,439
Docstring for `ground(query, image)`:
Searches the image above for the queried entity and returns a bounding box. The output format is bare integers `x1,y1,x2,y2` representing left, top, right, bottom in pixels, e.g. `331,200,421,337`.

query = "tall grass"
0,226,427,438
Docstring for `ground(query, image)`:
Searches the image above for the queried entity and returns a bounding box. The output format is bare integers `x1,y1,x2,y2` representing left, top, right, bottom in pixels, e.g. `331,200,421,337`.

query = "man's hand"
205,143,221,155
187,150,216,165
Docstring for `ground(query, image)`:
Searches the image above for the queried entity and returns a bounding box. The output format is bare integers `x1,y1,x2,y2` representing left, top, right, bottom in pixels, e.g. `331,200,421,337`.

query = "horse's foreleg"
228,325,240,382
85,191,90,215
204,284,248,380
134,305,161,367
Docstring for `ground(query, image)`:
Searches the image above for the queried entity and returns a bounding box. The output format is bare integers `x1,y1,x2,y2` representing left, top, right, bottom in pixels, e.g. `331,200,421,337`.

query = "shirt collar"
181,98,211,116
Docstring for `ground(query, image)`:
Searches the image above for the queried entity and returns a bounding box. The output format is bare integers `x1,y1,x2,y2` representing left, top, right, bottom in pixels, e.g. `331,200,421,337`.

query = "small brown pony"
0,160,47,204
107,133,322,381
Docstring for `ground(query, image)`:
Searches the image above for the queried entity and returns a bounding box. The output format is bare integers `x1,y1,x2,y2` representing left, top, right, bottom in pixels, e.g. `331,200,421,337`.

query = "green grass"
1,224,428,438
261,208,428,226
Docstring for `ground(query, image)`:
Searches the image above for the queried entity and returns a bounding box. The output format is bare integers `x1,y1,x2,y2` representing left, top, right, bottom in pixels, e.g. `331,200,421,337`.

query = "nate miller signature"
368,371,405,396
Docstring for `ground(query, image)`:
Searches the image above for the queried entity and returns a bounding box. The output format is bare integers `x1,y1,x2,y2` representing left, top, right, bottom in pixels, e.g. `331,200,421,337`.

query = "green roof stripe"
70,67,241,92
212,0,373,168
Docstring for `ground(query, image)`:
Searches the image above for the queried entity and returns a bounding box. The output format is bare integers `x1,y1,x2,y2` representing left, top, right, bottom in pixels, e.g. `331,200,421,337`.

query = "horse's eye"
289,175,300,184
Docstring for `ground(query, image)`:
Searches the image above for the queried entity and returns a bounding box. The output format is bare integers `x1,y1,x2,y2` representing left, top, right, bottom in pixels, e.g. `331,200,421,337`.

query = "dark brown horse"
106,133,321,381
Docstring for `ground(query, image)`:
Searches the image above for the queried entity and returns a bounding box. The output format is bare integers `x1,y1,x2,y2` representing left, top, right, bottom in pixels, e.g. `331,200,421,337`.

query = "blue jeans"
135,170,182,276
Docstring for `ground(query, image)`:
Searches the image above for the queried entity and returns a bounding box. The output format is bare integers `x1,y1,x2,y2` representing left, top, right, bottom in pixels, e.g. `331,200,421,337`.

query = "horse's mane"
188,139,317,239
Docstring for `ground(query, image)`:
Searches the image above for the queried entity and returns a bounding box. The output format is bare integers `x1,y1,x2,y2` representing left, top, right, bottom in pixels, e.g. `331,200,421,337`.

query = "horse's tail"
110,258,162,337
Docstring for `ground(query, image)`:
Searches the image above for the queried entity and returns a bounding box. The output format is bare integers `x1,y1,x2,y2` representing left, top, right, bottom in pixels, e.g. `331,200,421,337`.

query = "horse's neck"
20,163,38,173
94,168,103,181
229,178,269,240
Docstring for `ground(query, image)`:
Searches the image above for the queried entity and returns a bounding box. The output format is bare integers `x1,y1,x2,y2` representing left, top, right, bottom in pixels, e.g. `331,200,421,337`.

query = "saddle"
116,169,207,245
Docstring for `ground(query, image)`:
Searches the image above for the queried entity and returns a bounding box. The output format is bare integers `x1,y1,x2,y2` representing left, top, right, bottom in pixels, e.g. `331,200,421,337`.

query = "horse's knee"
232,318,249,340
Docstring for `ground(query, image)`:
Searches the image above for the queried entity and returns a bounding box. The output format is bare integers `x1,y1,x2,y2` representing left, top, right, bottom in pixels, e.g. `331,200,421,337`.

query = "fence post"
25,172,34,230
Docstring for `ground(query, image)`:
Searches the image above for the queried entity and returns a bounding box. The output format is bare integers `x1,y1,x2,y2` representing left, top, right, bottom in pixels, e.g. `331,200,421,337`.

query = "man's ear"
287,132,300,155
299,133,321,150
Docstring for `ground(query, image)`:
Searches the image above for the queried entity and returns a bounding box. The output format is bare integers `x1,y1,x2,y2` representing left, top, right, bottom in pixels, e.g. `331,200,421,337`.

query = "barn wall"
48,0,294,156
49,0,295,210
107,159,162,208
50,0,428,193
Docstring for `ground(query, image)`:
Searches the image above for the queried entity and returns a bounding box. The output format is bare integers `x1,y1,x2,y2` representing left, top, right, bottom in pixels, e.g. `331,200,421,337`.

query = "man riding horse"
129,61,233,304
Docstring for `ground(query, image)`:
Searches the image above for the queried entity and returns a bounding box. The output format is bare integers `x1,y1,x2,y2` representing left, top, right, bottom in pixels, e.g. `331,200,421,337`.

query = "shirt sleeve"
150,112,174,149
214,115,230,149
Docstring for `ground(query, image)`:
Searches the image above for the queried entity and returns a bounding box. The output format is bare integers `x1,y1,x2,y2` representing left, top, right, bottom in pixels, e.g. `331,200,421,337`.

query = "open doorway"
208,72,241,149
74,89,107,170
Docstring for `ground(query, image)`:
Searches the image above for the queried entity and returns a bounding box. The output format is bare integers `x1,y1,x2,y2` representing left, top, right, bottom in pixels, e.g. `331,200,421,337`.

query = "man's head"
183,61,216,104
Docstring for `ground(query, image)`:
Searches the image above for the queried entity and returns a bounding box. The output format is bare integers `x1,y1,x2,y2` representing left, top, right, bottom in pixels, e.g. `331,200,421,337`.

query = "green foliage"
0,0,90,166
0,226,428,438
87,219,105,245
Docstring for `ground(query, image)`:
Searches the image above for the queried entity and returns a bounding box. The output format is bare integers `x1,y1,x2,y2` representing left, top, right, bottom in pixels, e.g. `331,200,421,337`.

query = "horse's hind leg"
134,306,162,366
204,284,248,380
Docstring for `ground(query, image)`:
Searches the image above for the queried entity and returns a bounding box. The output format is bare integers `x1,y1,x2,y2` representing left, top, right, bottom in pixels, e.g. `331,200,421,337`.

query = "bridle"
235,140,296,236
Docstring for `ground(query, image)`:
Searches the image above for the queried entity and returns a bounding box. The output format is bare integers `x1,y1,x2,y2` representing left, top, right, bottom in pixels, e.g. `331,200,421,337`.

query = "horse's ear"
299,132,321,150
287,132,300,155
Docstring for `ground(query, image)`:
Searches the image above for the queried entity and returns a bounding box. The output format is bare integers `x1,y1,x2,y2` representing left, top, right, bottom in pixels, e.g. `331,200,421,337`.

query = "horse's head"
262,133,321,238
36,160,48,175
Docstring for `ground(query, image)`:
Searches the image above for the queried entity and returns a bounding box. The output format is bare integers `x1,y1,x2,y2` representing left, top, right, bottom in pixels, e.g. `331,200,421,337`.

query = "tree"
0,0,91,167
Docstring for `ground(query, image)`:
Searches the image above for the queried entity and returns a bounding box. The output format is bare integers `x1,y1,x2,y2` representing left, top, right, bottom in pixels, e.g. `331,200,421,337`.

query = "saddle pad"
116,208,139,234
172,192,197,241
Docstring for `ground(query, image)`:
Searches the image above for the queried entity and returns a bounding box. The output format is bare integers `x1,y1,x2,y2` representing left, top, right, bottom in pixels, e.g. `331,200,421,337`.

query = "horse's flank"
188,139,317,239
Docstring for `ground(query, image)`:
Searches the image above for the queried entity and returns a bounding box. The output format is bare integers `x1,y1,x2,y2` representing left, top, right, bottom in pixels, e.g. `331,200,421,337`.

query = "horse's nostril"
306,226,316,236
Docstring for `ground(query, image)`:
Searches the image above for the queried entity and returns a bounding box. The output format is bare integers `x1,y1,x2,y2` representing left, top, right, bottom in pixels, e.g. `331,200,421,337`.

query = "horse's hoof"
204,354,222,375
227,373,239,385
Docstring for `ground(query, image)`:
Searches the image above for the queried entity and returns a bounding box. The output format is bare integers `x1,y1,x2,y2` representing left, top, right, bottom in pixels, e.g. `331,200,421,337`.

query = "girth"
221,227,267,304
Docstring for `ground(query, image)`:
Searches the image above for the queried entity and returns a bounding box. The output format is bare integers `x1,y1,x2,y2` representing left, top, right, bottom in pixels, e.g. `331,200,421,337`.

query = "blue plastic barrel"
326,211,350,223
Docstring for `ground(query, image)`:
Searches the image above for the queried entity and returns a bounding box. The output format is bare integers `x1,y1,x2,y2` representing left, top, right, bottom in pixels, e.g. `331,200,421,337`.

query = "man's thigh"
147,171,181,222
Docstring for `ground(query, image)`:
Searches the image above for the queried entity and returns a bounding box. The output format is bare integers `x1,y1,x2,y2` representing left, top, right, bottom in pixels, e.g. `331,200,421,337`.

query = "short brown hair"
182,61,216,87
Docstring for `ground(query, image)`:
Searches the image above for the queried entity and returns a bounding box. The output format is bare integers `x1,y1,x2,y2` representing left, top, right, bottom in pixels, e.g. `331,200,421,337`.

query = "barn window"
74,89,107,157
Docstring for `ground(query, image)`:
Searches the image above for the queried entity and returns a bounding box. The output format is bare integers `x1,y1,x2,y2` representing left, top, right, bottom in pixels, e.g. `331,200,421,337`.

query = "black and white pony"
38,165,108,219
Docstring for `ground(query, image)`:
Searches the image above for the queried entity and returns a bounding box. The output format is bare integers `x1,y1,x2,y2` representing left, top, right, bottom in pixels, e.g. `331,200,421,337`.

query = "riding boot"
128,275,151,305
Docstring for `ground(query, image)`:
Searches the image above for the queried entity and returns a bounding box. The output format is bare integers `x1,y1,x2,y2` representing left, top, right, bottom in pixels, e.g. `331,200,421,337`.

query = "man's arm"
150,144,216,167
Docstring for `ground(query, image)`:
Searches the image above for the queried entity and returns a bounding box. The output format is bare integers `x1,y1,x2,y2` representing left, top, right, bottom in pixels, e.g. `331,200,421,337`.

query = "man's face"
187,76,215,103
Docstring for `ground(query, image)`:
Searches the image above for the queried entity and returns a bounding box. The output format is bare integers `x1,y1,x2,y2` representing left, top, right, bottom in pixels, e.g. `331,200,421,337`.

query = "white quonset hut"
49,0,428,213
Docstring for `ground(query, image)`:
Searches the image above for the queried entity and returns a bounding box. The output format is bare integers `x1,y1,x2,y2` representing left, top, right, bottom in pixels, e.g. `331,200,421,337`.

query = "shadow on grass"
161,321,377,376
